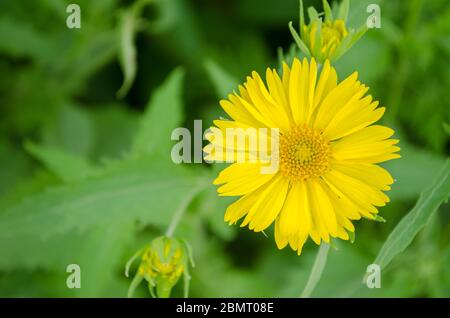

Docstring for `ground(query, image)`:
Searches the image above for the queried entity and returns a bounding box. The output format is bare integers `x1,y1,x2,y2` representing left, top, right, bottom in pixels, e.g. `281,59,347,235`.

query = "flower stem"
165,181,206,237
165,195,192,237
300,243,330,298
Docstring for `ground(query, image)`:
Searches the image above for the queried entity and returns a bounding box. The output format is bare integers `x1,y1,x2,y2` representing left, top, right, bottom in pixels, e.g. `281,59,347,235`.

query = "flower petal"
309,178,338,238
324,98,386,140
331,162,394,192
278,181,312,238
313,71,360,129
313,60,337,110
241,175,289,232
331,125,400,163
266,67,294,124
289,58,302,124
215,163,276,196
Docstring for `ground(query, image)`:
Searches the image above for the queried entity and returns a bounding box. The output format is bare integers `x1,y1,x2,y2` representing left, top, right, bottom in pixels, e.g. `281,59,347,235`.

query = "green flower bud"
125,236,194,298
289,0,367,63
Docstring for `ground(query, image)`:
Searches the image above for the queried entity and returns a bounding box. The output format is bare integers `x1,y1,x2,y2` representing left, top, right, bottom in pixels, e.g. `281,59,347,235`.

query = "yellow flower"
205,58,400,255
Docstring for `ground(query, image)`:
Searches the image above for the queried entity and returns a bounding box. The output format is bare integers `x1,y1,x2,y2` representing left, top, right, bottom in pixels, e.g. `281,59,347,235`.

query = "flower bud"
126,236,194,298
289,0,367,63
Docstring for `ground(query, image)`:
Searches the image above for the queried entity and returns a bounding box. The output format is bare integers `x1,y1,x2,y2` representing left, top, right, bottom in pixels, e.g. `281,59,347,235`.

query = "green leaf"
0,222,89,271
0,18,54,63
90,105,139,160
322,0,333,21
0,171,59,213
0,218,133,298
116,9,137,98
373,215,386,223
0,159,207,246
443,122,450,136
73,221,135,297
148,0,180,33
332,24,367,61
0,141,33,196
347,24,368,47
24,141,96,182
117,0,153,98
131,68,185,156
299,0,306,34
204,59,239,99
307,7,321,23
373,159,450,270
288,21,311,58
348,231,355,244
60,31,117,95
337,0,349,21
42,102,95,157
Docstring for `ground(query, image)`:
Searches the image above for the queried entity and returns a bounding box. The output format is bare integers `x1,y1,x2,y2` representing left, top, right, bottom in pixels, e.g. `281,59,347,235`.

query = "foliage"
0,0,448,297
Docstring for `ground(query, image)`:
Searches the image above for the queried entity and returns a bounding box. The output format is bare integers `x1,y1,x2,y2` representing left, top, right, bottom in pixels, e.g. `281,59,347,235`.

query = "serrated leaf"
373,159,450,270
42,102,95,157
24,141,96,182
131,68,185,156
0,159,207,246
0,171,59,213
204,59,238,99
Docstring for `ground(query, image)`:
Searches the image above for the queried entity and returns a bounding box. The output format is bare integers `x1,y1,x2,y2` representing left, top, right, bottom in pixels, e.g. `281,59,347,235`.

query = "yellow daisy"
204,57,400,254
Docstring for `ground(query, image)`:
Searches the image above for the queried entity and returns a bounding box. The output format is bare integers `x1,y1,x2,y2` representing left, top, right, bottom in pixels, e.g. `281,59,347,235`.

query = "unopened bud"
289,0,367,63
125,236,194,298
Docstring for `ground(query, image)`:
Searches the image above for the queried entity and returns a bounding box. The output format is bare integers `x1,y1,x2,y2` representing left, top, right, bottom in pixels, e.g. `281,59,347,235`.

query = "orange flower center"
279,125,331,180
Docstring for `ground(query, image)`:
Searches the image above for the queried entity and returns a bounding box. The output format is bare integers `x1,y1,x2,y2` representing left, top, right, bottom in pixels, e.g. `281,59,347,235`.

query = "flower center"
279,125,331,180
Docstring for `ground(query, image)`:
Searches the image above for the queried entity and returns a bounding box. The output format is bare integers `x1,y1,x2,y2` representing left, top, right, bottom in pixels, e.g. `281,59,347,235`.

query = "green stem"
165,181,207,237
165,195,192,237
300,243,330,298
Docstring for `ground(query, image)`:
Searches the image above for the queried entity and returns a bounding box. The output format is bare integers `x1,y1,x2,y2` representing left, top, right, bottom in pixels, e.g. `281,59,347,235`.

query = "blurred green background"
0,0,449,297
